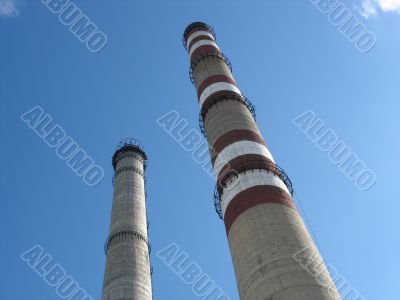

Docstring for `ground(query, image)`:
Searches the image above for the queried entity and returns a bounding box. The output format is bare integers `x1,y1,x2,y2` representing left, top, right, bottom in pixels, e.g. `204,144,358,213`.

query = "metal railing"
198,95,256,138
213,161,293,220
112,138,147,170
189,52,232,85
104,230,150,255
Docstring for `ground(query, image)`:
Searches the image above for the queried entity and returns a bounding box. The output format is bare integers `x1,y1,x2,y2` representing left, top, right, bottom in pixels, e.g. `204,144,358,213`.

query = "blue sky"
1,0,399,299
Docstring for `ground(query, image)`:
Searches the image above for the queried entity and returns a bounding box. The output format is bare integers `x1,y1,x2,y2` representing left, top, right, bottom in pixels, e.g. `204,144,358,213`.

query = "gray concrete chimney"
102,139,152,300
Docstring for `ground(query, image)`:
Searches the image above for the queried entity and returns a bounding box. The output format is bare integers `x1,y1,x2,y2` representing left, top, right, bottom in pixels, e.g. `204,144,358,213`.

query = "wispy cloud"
360,0,378,18
360,0,400,18
0,0,21,17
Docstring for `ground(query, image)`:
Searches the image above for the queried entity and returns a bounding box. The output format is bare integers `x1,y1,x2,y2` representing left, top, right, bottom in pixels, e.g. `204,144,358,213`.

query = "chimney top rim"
183,22,216,49
112,138,147,169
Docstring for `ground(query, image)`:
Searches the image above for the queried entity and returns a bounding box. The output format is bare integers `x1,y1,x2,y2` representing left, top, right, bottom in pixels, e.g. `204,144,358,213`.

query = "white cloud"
360,0,400,18
360,0,378,18
378,0,400,12
0,0,21,17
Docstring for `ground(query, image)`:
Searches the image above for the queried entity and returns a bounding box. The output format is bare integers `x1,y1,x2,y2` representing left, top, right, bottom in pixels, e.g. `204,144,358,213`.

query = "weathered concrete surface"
193,56,234,89
228,202,341,300
205,100,260,147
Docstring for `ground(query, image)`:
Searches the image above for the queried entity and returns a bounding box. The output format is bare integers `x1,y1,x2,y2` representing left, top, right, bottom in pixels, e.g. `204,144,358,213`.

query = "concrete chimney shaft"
102,139,152,300
183,22,342,300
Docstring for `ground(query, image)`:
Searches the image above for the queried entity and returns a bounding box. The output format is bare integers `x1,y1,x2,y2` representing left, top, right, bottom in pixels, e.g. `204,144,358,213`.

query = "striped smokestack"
183,22,341,300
